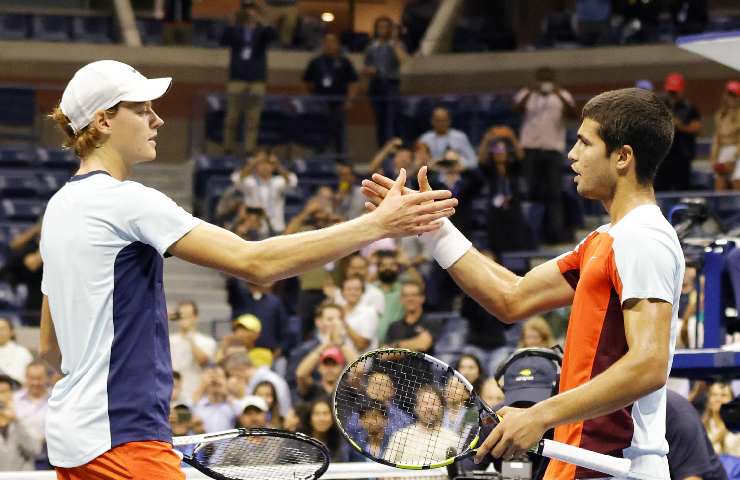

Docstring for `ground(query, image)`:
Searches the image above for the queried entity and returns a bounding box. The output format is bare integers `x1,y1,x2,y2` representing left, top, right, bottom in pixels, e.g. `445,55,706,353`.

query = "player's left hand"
473,406,548,463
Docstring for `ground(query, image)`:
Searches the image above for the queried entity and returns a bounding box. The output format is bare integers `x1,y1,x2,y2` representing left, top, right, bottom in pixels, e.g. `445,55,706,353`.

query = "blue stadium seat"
37,171,72,198
0,144,38,168
136,18,163,45
203,93,231,144
0,88,37,141
192,18,226,48
0,283,18,310
0,170,43,198
32,15,72,42
193,154,240,204
291,97,332,150
204,175,233,222
0,199,46,222
72,16,113,43
37,148,78,171
258,96,294,146
0,14,30,40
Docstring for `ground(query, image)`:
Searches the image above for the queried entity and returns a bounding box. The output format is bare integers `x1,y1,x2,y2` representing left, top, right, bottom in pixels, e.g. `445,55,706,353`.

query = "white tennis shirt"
40,171,201,467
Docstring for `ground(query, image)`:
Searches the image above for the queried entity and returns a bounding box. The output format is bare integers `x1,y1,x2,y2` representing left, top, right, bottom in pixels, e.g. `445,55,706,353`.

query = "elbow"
237,249,277,285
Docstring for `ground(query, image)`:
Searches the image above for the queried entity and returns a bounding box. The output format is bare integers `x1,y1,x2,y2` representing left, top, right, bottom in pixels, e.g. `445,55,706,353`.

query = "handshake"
360,166,472,269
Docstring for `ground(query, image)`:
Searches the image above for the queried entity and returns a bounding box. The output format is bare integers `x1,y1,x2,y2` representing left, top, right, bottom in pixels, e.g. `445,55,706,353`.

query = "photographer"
369,138,420,183
230,149,297,233
363,16,408,147
514,67,576,244
220,0,277,155
419,107,477,170
169,300,217,404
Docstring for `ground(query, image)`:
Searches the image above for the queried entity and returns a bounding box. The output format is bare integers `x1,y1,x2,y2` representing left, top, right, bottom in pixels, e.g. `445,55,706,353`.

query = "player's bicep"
510,259,575,320
168,222,261,283
622,298,672,385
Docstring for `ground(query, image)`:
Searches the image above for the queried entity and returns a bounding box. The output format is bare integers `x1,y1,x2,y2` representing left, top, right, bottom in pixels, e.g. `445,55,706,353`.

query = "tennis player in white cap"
40,59,457,479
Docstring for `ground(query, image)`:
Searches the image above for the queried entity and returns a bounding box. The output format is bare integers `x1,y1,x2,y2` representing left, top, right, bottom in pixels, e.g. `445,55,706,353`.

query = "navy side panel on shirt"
109,242,173,446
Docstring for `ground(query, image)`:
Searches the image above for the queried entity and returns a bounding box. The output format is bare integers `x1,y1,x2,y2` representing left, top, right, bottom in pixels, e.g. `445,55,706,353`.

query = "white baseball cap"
239,395,269,413
60,60,172,134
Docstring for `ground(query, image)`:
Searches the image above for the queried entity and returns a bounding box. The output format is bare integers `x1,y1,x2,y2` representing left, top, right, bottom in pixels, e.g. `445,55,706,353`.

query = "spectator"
230,150,298,233
236,395,269,428
169,300,217,403
374,250,406,343
335,163,365,220
171,371,190,406
442,375,475,432
655,72,702,191
480,377,505,407
518,316,554,348
286,195,345,333
336,276,379,351
0,318,32,384
169,403,204,461
702,382,740,456
296,345,353,402
0,222,43,317
192,366,238,433
454,354,486,393
222,352,292,419
353,403,390,461
477,127,533,255
385,385,460,464
363,16,408,147
710,80,740,191
369,138,419,181
13,361,49,469
252,381,283,428
383,281,441,354
419,107,477,169
299,398,350,462
220,0,276,155
228,281,291,359
514,67,577,244
429,149,484,237
666,389,728,480
303,32,359,153
263,0,298,48
0,373,42,471
217,314,273,367
334,253,385,317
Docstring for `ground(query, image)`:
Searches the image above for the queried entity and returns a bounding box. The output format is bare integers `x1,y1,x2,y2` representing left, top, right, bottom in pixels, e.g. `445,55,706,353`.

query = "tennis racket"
333,348,658,480
172,427,330,480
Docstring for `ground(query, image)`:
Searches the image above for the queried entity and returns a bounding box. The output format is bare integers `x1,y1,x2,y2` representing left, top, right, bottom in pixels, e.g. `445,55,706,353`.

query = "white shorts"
717,145,740,181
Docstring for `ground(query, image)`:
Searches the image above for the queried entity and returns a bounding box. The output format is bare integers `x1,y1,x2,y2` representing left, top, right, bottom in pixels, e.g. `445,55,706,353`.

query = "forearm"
345,325,370,351
190,341,211,367
395,331,432,351
246,214,382,283
295,346,322,380
531,351,667,430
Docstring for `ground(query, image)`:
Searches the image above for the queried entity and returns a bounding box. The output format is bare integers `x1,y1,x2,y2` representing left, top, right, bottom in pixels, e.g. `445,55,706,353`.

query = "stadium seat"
0,88,37,142
291,97,332,150
136,18,163,45
0,145,39,169
204,175,233,221
32,15,72,42
37,148,78,171
193,154,241,208
0,170,43,198
257,96,294,146
192,18,226,48
339,31,370,52
38,171,72,198
0,199,46,222
72,16,114,43
203,93,230,144
0,14,30,40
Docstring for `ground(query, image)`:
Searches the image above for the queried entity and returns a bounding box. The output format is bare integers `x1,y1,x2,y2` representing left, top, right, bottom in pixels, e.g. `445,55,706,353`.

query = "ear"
90,110,114,136
615,145,635,173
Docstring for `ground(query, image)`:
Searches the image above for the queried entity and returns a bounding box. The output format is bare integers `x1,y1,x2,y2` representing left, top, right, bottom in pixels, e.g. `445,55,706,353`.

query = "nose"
567,144,577,164
151,108,164,129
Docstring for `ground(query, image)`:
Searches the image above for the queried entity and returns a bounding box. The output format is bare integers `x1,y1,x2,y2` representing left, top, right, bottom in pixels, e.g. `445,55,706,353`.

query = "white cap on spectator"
60,60,171,134
239,395,269,413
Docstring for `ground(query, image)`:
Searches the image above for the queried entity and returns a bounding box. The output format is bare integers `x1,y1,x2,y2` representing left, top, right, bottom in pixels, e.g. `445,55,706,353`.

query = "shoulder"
610,206,682,260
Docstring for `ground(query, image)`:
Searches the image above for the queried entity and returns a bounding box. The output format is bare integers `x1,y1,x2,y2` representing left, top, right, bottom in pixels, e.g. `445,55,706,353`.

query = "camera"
246,206,264,215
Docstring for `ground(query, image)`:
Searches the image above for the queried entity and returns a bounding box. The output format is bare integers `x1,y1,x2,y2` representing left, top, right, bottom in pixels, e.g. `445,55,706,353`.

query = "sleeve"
609,229,679,305
555,234,590,289
384,321,402,344
119,183,203,257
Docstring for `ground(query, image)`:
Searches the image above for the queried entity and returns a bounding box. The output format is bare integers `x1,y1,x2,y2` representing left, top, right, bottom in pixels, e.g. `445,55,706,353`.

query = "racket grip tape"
537,439,632,478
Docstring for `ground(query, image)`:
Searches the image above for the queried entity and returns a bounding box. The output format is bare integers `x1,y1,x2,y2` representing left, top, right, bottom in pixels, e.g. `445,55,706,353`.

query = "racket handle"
537,439,632,478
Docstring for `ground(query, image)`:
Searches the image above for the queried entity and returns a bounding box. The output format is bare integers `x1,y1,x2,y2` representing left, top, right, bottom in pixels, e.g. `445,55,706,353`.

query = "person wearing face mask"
654,72,702,192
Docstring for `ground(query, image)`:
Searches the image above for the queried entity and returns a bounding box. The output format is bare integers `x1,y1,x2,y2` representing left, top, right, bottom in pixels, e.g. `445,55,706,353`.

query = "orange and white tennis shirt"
547,204,684,480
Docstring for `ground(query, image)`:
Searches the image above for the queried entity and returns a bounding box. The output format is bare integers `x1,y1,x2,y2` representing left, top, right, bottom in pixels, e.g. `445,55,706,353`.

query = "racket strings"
335,351,479,467
195,435,326,480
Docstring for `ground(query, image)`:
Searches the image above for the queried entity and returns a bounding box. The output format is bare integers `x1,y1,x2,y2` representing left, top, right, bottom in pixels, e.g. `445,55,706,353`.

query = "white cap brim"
120,77,172,103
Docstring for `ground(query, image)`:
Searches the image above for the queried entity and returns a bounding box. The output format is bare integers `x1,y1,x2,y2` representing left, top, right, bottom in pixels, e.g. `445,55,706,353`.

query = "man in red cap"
655,72,702,191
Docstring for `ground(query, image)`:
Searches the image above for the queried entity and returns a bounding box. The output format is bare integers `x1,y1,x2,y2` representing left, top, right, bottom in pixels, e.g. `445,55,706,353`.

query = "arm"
169,173,456,285
675,119,702,135
189,337,211,367
39,295,62,374
392,329,432,351
514,89,532,113
9,223,41,252
343,320,370,351
554,88,578,119
475,298,673,461
369,138,402,173
295,343,323,395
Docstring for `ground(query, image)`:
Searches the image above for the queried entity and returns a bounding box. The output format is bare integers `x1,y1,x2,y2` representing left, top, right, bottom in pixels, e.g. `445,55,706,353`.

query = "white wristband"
420,218,472,269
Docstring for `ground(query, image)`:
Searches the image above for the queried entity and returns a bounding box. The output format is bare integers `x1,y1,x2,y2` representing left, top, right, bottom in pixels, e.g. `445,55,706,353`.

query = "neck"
78,147,130,181
405,309,421,323
603,181,656,224
208,392,226,404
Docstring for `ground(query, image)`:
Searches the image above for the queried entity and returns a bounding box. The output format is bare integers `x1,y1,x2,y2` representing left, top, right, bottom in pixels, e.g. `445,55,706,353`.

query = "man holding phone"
514,67,577,244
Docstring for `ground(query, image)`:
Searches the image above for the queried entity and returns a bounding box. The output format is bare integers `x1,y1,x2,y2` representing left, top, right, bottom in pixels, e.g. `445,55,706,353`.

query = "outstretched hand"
366,167,457,238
